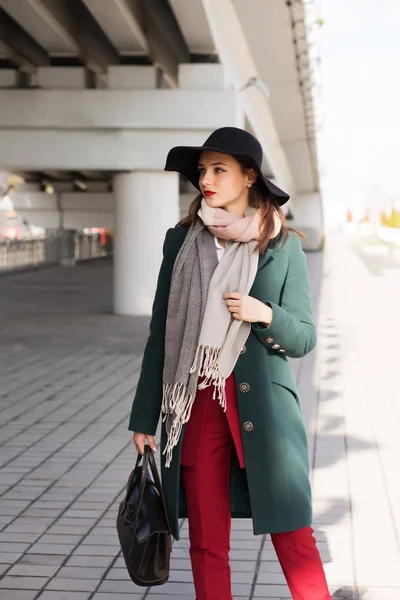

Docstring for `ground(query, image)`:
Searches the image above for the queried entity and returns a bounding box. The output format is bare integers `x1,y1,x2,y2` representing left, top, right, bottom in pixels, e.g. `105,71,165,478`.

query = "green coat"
128,226,316,540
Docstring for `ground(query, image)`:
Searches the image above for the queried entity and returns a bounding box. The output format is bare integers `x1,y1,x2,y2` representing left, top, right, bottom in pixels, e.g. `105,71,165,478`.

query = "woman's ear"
247,169,257,187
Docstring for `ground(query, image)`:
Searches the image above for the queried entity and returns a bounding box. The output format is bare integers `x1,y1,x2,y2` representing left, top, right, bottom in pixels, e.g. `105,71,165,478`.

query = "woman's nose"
201,171,212,186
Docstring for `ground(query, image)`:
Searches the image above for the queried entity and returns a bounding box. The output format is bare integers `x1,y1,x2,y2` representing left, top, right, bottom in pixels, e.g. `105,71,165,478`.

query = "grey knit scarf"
161,212,260,467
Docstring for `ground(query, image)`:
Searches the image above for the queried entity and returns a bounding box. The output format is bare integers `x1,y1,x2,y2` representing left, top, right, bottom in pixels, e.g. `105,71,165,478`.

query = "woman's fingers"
135,440,144,455
132,432,157,455
146,435,157,453
133,432,145,454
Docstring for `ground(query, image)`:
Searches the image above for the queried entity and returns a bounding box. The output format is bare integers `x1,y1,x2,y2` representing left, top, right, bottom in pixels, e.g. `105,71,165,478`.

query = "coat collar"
176,225,276,272
257,246,275,271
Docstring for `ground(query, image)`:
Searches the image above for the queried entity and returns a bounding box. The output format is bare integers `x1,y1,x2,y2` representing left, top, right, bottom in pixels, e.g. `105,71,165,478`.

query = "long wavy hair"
177,159,306,255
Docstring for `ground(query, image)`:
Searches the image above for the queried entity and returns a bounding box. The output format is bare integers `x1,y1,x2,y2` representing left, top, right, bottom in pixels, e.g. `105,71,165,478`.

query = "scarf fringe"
162,381,195,468
162,344,226,468
197,345,226,410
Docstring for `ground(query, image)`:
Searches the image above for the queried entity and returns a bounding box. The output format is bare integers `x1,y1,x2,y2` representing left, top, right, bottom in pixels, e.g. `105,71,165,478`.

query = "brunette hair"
177,159,306,255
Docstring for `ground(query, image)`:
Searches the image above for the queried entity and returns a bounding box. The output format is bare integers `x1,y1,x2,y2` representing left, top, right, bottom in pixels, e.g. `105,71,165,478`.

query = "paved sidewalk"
0,232,399,600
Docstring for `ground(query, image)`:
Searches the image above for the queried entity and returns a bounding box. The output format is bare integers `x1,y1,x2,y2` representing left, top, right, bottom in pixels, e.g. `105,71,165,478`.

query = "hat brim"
164,145,290,206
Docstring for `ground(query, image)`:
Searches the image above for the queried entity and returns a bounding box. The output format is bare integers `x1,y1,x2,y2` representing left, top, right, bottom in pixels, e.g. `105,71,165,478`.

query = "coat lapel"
257,246,274,271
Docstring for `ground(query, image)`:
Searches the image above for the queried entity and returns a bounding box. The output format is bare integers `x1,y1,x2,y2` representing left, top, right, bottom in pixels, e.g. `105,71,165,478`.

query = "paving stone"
96,580,145,594
145,581,195,595
71,545,120,557
146,597,197,600
0,552,23,564
0,507,26,517
0,543,31,556
7,564,58,577
0,533,40,543
261,549,280,561
23,508,63,518
45,578,99,592
229,561,259,574
253,584,291,596
38,534,84,545
48,525,93,535
230,549,259,560
3,522,52,534
27,543,76,555
18,554,67,566
0,592,39,599
32,501,71,510
256,571,287,585
112,557,128,569
37,593,91,600
330,587,357,599
53,519,97,529
168,558,192,571
104,567,132,580
65,555,114,568
355,589,400,600
91,595,145,600
0,576,49,590
231,582,253,595
257,561,283,573
83,535,118,546
56,566,108,579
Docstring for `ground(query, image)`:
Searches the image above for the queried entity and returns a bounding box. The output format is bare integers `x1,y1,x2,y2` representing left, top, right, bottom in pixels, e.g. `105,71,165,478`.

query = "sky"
316,0,400,224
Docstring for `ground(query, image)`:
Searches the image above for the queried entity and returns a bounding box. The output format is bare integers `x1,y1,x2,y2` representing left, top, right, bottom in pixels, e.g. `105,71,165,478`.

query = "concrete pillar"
291,193,324,251
0,70,18,88
113,171,180,315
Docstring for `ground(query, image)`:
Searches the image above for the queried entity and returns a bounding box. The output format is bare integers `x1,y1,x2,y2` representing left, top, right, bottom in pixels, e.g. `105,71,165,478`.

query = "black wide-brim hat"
164,126,290,206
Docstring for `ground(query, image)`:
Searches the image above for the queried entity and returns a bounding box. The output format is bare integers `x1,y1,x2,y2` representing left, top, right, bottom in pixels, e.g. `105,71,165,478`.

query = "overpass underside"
0,0,323,315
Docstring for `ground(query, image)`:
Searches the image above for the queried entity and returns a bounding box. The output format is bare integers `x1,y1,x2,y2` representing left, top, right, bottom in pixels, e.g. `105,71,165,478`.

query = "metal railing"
0,231,113,273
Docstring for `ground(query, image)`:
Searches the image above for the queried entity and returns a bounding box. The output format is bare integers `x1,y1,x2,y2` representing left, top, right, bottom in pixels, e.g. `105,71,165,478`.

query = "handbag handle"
129,446,171,541
144,447,172,535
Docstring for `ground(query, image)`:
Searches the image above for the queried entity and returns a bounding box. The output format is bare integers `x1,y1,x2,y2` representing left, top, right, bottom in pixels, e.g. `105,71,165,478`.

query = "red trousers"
181,374,331,600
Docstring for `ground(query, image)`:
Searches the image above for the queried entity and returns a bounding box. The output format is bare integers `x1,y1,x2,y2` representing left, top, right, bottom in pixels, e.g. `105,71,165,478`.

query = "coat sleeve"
128,228,176,435
252,234,316,358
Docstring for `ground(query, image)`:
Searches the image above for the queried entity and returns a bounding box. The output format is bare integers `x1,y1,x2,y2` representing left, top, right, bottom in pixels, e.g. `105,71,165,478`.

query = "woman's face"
198,151,255,215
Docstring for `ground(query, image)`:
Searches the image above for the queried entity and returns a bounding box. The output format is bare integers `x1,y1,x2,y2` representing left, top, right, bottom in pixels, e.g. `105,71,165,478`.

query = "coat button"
240,345,246,355
243,421,254,432
266,337,274,344
272,343,280,350
239,382,250,393
278,348,286,354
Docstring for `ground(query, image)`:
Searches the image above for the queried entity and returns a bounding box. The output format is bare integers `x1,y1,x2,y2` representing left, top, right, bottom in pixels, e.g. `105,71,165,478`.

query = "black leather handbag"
116,446,172,586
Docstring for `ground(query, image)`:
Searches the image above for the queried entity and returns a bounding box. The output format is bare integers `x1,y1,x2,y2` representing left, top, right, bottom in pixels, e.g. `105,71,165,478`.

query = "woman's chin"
204,196,224,208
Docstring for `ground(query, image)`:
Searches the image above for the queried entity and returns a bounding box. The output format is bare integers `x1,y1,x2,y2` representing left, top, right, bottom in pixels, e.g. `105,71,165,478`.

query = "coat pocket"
270,380,304,420
271,379,299,404
268,353,299,400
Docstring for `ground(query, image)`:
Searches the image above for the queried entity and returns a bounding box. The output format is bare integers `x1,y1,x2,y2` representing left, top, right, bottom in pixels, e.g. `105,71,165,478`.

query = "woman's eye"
198,167,225,175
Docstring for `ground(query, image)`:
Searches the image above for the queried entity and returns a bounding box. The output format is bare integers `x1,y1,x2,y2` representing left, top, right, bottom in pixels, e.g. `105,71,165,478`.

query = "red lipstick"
204,191,216,197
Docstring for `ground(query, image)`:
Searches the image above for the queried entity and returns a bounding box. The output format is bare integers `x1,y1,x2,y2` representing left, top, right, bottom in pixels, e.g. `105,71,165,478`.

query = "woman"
129,127,331,600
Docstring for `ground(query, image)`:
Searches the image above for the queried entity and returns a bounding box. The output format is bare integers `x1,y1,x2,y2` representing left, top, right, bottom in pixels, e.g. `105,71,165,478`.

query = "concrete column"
291,193,324,251
200,0,295,197
113,171,179,315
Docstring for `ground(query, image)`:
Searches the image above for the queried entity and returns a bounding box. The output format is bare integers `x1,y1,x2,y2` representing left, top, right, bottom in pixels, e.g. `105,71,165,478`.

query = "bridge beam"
201,0,295,197
0,7,50,72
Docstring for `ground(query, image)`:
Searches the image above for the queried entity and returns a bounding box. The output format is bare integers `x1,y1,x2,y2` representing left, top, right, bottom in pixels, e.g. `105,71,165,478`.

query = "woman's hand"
222,292,273,325
133,432,157,455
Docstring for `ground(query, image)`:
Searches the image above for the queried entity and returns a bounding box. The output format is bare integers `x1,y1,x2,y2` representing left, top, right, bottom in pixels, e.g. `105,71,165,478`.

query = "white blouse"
214,236,225,263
